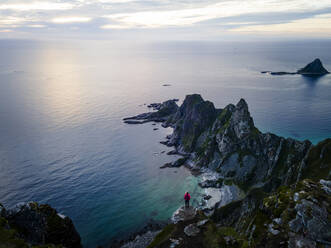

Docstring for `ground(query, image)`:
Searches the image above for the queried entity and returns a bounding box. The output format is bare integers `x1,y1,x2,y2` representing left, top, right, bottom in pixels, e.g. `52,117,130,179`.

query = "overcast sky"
1,0,331,40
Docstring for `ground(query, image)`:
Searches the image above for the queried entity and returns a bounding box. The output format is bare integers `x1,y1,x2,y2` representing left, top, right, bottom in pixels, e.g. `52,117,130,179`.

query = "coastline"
120,93,331,247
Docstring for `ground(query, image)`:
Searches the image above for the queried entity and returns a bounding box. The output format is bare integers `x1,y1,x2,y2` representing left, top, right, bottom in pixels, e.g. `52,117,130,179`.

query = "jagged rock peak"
178,94,216,114
231,98,255,139
171,94,218,152
236,98,248,109
297,58,329,75
182,94,204,104
177,94,216,116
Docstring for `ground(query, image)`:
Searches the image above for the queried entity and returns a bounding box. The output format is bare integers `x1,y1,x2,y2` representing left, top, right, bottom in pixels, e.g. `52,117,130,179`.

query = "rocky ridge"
124,94,326,192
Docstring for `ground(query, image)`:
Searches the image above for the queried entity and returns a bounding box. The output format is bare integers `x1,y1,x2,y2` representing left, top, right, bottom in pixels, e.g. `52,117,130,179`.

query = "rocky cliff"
124,94,331,248
0,202,82,248
124,94,329,192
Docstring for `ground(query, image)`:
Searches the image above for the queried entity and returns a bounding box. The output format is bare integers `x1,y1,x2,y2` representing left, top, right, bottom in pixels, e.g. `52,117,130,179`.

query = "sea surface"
0,39,331,247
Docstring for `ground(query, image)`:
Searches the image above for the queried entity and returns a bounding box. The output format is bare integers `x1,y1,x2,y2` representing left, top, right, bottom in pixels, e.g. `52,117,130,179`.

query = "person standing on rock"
184,192,191,208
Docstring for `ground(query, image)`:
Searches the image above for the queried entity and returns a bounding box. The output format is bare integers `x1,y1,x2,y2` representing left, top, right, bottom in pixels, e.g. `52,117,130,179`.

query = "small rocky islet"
123,94,331,248
261,58,329,76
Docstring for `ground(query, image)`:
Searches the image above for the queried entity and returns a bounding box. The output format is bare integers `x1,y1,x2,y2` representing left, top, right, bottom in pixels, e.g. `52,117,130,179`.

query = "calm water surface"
0,39,331,247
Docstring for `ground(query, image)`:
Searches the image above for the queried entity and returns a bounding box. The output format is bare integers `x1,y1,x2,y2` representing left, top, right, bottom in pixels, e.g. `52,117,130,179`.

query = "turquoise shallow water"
0,39,331,247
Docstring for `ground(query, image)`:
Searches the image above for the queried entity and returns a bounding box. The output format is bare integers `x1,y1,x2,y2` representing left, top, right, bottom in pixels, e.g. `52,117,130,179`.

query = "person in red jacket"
184,192,191,208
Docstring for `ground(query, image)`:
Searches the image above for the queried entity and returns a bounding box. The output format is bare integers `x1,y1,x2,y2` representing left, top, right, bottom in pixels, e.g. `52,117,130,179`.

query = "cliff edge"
0,202,82,248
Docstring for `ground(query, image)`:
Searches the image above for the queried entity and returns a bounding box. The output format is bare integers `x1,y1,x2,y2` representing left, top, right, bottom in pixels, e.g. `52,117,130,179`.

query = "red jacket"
184,193,191,201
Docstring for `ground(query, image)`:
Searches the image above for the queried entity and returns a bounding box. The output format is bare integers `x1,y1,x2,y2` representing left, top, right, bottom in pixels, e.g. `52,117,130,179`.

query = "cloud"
96,0,138,3
230,13,331,36
0,16,28,27
26,24,46,28
101,23,133,29
52,17,92,23
0,29,13,32
1,0,331,39
0,2,74,11
102,0,331,28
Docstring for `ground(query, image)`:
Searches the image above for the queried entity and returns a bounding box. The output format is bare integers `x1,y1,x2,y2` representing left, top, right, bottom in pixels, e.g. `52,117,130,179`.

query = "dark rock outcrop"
0,202,82,248
160,157,188,169
123,99,179,124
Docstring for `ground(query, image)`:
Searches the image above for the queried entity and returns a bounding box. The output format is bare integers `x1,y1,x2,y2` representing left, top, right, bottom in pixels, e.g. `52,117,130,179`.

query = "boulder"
184,224,200,237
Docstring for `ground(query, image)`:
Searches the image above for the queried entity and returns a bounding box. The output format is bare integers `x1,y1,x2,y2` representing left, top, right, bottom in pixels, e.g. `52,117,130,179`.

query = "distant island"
262,58,329,76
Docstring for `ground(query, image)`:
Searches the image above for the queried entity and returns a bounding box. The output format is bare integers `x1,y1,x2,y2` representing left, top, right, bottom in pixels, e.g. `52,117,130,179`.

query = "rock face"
0,202,82,248
196,98,312,191
297,58,329,75
164,94,218,153
214,179,331,248
261,58,329,77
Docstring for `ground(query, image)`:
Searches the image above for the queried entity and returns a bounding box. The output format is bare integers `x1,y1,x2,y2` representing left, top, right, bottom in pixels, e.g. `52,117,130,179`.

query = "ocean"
0,39,330,247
